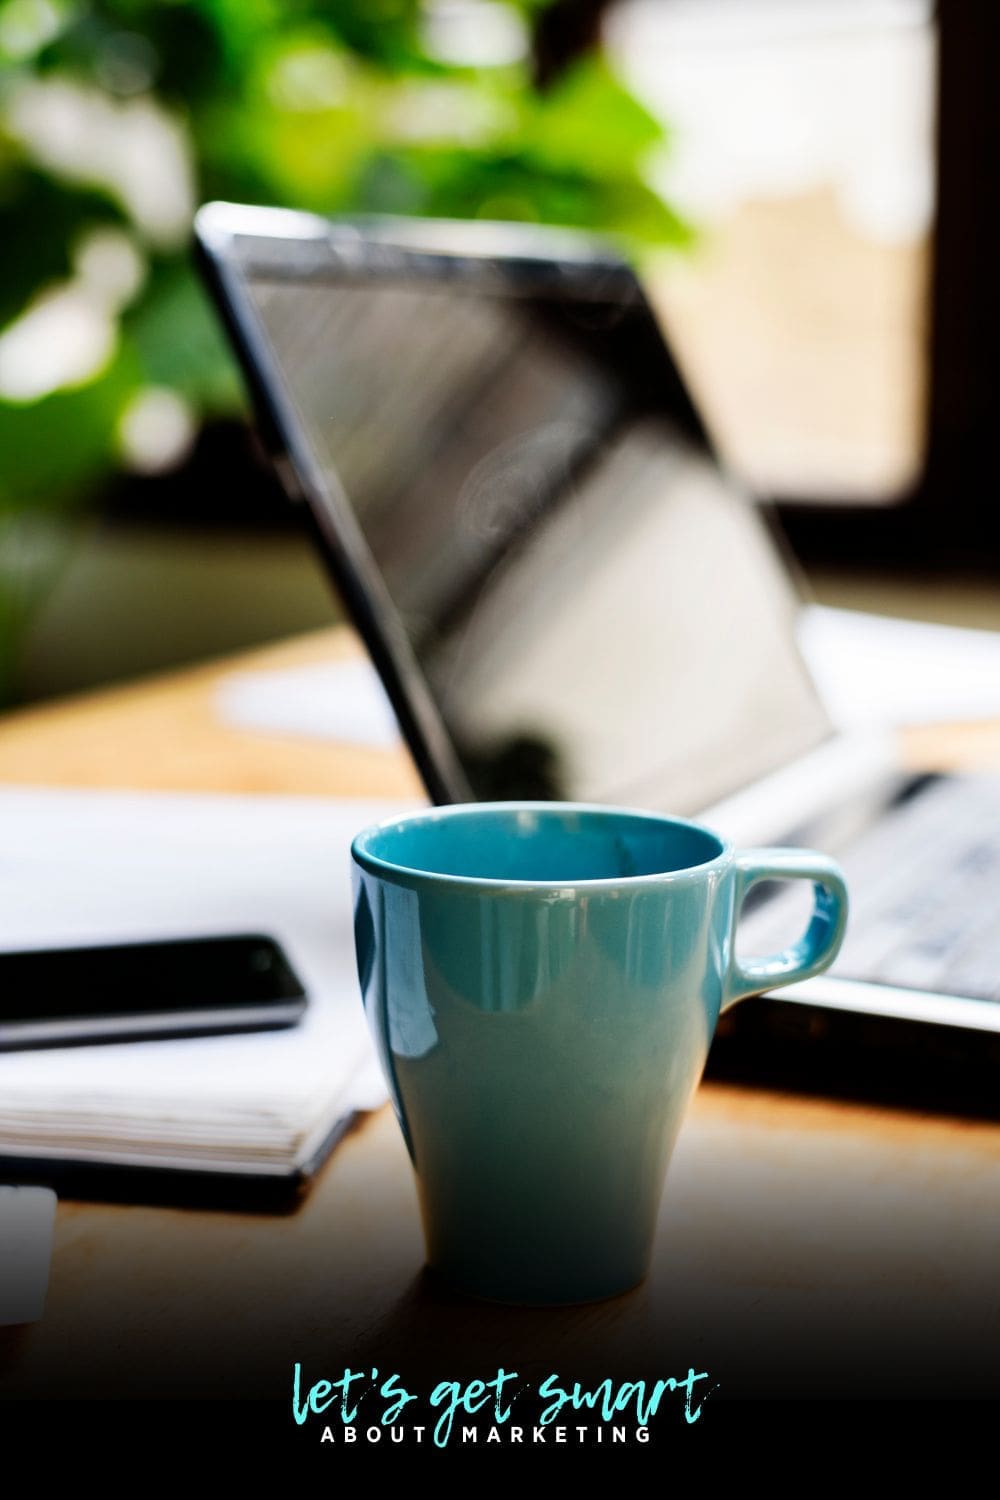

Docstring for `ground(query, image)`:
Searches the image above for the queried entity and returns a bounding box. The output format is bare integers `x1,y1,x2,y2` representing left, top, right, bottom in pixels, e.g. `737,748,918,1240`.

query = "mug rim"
350,800,734,893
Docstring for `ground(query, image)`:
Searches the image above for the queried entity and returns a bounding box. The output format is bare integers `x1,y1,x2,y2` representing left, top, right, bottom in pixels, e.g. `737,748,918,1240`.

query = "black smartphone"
0,934,307,1051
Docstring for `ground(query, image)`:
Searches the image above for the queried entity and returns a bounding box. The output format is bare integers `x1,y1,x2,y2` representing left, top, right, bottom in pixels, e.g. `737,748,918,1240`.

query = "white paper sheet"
0,788,420,1172
798,605,1000,730
216,657,401,748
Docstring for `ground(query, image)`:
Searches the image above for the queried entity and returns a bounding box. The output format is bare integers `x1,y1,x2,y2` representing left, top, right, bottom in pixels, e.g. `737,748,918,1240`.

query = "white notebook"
0,787,417,1182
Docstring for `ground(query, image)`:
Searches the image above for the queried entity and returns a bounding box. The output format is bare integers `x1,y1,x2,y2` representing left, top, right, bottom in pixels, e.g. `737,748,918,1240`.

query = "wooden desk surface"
2,629,999,1402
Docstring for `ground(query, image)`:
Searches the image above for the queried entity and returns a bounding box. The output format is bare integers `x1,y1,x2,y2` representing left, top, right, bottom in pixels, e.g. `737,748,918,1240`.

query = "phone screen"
0,935,306,1048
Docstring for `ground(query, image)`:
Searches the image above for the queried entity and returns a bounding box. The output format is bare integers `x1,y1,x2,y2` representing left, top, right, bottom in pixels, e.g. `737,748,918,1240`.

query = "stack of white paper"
0,788,417,1177
216,656,402,748
797,606,1000,729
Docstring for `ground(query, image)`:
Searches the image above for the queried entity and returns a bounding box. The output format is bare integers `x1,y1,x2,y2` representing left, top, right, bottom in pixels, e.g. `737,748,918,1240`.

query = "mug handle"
723,848,848,1011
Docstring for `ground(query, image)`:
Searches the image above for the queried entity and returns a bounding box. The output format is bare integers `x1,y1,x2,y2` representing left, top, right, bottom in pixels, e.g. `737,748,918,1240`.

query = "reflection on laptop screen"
244,263,832,812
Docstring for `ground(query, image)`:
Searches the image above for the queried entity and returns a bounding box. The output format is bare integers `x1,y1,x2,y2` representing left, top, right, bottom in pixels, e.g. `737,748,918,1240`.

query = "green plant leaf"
0,349,138,509
124,260,244,413
0,168,123,327
527,55,666,176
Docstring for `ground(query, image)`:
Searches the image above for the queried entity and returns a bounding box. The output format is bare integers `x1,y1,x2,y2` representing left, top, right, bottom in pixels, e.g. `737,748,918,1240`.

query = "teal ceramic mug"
351,802,847,1305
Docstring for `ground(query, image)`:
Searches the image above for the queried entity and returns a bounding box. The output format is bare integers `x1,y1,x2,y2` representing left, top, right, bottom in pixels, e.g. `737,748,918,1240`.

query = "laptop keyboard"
739,773,1000,1001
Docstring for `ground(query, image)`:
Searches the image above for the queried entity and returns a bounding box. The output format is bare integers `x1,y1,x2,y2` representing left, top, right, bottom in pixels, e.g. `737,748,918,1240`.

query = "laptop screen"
239,245,832,812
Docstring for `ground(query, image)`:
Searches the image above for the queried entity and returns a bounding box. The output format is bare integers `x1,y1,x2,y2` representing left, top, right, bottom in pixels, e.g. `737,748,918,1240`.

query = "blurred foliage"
0,0,687,688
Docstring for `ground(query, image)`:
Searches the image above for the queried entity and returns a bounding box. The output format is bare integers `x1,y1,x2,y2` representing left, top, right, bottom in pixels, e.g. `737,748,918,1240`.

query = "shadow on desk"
335,1252,1000,1404
4,1092,999,1405
709,996,1000,1121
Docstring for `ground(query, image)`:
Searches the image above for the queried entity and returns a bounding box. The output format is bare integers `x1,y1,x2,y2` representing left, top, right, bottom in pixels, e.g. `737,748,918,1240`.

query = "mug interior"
353,805,726,885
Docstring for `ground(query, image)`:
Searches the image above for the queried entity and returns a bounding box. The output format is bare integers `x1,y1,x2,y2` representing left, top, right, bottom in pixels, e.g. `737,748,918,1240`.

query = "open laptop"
194,201,1000,1088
